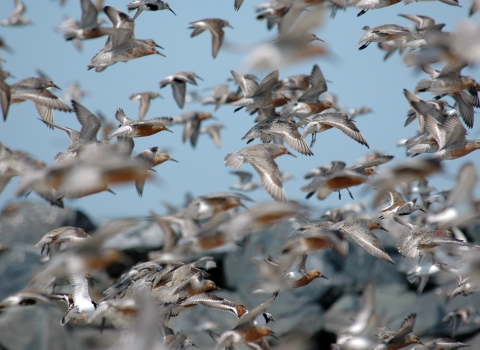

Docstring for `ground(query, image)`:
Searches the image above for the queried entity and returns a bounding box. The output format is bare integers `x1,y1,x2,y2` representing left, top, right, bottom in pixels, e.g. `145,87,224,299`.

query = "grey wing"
138,96,150,120
72,100,101,141
389,314,416,342
274,127,313,156
80,0,98,28
318,115,369,147
347,224,395,264
253,70,279,97
171,81,187,109
452,92,474,129
443,114,467,145
35,104,55,125
231,170,253,184
298,64,327,102
249,154,286,201
12,88,72,111
210,27,224,58
115,108,132,124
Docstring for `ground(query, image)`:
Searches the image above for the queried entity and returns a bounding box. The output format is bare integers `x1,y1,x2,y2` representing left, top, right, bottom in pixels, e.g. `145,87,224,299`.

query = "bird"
172,111,215,148
126,0,176,20
88,6,165,72
129,91,162,120
188,18,233,58
108,109,173,138
224,144,296,201
378,191,426,220
159,71,203,109
1,0,32,26
242,116,314,156
373,313,422,350
9,77,73,125
229,170,260,191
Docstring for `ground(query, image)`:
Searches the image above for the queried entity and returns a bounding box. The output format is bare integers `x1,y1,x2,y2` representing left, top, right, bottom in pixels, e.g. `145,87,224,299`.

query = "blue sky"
0,0,478,223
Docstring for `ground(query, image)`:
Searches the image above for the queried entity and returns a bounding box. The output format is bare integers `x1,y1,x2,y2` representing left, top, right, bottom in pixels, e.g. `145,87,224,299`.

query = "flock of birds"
1,0,480,349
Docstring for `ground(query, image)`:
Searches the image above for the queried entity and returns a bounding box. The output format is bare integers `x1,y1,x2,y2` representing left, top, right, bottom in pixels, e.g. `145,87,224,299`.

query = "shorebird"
165,292,248,321
178,192,253,220
58,0,108,48
370,158,443,208
437,263,478,298
332,218,394,264
242,116,314,156
415,63,479,117
378,191,425,220
88,6,165,72
127,0,176,20
229,170,260,191
253,254,328,294
231,69,289,117
406,254,441,294
88,298,139,330
172,111,214,148
300,112,370,148
357,24,415,50
213,296,277,350
373,313,422,350
9,77,73,125
424,113,480,160
129,91,162,120
428,162,480,227
0,290,54,311
1,0,32,26
35,227,91,257
442,307,475,337
395,217,471,258
280,223,348,269
417,64,478,128
108,109,173,138
199,123,225,148
280,64,335,119
411,338,469,350
133,147,178,196
41,100,103,162
302,155,393,200
188,18,233,58
224,144,296,201
159,71,203,109
283,222,347,255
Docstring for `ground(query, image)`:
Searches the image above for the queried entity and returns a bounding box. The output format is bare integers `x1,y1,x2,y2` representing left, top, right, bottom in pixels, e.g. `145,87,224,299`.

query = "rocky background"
1,200,479,350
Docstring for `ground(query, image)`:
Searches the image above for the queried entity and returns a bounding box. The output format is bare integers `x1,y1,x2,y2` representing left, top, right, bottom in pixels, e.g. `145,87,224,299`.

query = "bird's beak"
287,151,297,158
165,127,173,133
169,157,179,163
155,43,164,49
270,331,279,340
191,343,199,348
156,51,166,57
380,226,388,232
107,188,116,195
169,8,176,16
321,274,329,280
196,75,204,81
228,25,234,29
419,208,427,213
53,84,61,90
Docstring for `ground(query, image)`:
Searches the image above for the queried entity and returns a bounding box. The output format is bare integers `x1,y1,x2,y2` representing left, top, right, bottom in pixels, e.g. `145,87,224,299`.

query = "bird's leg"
310,133,317,147
346,188,354,199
